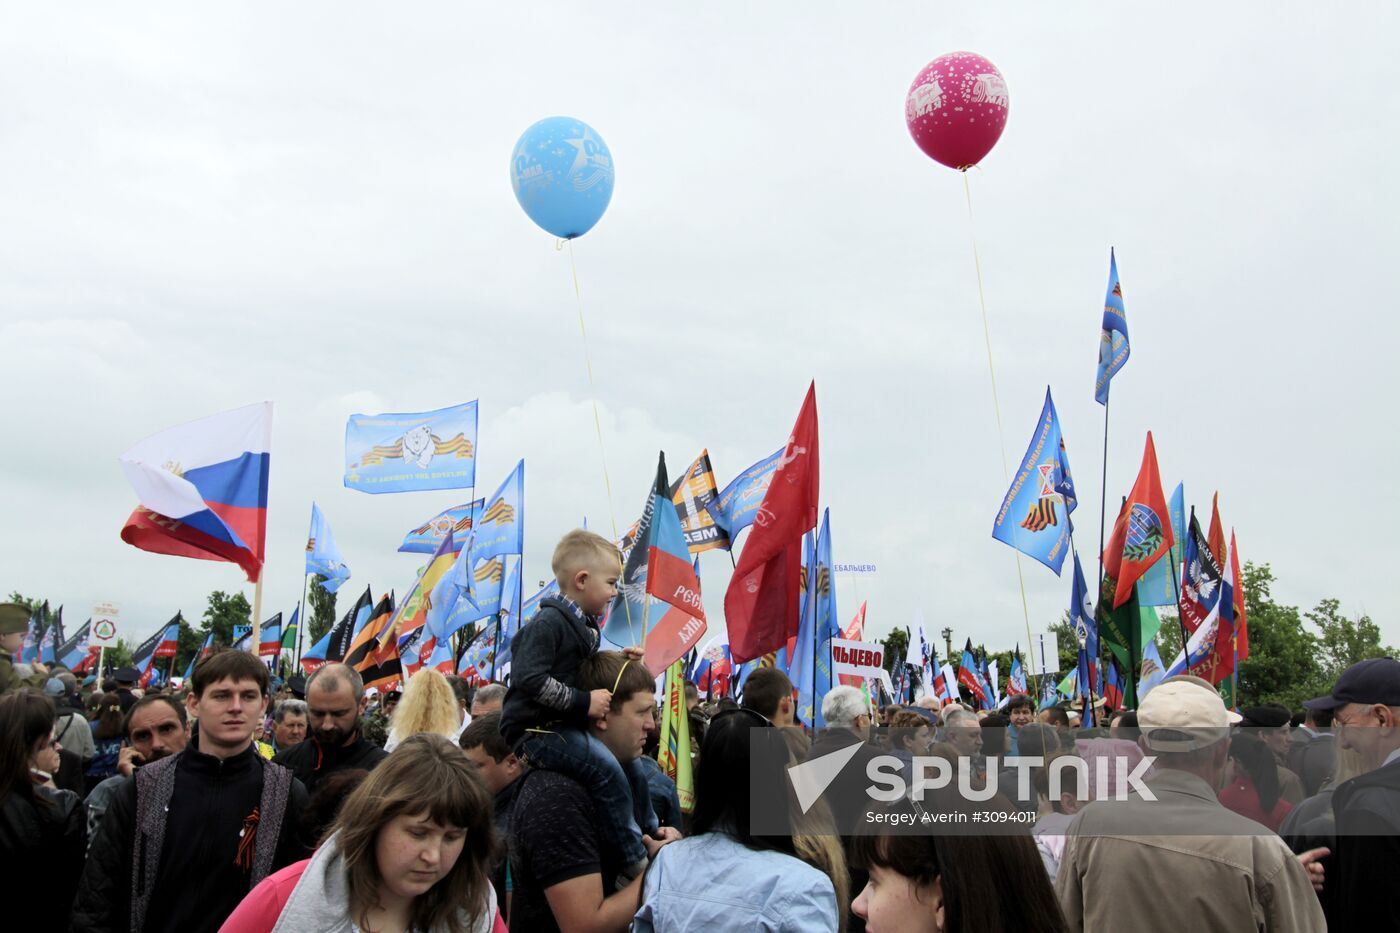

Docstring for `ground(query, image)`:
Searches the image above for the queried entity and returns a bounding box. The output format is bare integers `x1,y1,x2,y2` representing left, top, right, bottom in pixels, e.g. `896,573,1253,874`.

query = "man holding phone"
83,693,191,845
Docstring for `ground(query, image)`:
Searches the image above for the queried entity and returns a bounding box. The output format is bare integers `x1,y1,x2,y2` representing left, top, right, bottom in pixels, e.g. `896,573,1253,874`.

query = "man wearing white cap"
1056,676,1325,932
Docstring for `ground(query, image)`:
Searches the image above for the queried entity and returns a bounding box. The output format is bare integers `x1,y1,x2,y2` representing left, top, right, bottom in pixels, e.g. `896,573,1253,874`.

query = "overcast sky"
3,3,1396,659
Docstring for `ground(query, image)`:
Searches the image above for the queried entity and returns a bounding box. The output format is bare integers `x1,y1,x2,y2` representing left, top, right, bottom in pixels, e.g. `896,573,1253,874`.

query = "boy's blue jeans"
516,726,656,865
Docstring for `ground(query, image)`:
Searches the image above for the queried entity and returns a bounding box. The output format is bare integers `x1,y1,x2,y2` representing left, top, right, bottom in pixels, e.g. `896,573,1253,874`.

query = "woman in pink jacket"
220,734,506,933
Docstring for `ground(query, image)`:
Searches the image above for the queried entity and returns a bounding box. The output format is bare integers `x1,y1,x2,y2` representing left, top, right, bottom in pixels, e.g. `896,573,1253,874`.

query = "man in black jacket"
273,662,387,792
1305,657,1400,929
71,649,308,933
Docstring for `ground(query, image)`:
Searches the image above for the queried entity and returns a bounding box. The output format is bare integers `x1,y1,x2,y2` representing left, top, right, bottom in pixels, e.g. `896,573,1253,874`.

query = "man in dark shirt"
273,663,387,792
71,650,307,933
459,711,525,922
509,652,680,933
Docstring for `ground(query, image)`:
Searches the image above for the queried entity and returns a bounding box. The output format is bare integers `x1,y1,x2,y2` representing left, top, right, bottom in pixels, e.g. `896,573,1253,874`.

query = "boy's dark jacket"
500,597,599,747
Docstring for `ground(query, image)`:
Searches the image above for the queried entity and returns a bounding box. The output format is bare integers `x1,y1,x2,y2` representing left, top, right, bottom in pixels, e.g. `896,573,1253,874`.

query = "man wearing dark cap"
112,667,141,712
0,602,49,693
1304,657,1400,929
1240,704,1306,805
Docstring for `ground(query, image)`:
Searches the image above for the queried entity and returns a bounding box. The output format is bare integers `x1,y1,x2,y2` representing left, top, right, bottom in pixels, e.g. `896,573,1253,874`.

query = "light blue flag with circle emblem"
344,401,478,494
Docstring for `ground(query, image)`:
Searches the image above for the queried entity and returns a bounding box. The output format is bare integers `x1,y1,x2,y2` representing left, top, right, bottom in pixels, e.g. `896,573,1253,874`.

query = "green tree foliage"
201,591,252,648
6,592,44,617
880,628,909,676
174,613,203,677
1046,614,1081,674
1235,562,1325,709
308,576,337,643
103,638,134,671
1307,598,1397,683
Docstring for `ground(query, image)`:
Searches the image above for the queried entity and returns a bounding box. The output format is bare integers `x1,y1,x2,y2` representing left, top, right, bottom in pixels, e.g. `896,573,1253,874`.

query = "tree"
201,591,252,648
174,613,204,677
1047,614,1081,675
880,628,909,676
1306,598,1396,684
103,638,134,671
1235,562,1326,710
308,576,337,643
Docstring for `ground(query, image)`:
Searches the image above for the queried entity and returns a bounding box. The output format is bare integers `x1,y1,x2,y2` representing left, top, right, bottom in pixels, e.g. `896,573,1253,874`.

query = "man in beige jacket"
1056,677,1325,932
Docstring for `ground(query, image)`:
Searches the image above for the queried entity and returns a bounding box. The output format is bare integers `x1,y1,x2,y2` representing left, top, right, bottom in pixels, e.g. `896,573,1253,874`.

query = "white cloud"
1,2,1395,657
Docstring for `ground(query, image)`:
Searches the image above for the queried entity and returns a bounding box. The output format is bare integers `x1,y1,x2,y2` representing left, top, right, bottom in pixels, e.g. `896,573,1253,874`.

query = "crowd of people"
2,531,1398,931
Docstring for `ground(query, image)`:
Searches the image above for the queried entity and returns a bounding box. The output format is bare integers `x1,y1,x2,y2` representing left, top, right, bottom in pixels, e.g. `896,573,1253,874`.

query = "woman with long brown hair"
220,733,503,933
0,692,86,926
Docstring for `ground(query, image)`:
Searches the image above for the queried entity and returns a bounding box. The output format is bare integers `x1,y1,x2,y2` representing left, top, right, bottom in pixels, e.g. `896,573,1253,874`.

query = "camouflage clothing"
359,709,390,748
0,649,47,695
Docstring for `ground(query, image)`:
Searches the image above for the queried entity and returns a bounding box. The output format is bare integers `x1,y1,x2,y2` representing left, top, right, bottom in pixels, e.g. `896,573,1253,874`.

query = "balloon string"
961,170,1036,660
565,239,638,647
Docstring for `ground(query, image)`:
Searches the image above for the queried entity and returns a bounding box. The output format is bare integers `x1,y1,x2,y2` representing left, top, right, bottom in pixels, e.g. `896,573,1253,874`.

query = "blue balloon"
510,116,615,239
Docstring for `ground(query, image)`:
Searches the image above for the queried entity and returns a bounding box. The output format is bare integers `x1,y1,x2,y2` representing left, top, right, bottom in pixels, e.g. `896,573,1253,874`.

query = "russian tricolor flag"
119,402,271,582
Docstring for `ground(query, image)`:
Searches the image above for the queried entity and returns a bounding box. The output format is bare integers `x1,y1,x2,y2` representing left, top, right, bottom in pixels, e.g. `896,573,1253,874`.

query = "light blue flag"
1139,637,1167,698
423,550,465,640
306,502,352,592
493,558,524,670
789,530,819,726
522,579,560,624
1094,248,1130,405
448,554,508,631
1135,483,1186,606
399,499,483,554
992,388,1076,575
813,509,839,729
343,401,478,494
705,449,782,545
472,460,524,560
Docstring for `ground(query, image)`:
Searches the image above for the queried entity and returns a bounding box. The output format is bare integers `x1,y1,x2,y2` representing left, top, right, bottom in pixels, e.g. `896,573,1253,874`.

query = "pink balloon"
905,52,1009,170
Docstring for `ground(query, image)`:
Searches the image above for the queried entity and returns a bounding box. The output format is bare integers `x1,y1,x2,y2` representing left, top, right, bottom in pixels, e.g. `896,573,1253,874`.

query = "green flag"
1097,574,1144,708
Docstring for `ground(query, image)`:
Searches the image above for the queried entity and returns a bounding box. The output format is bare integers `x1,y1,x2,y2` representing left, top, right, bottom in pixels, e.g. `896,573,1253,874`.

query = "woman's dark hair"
92,692,124,741
692,709,793,845
302,768,369,844
852,791,1069,933
0,692,57,807
1229,732,1282,811
691,709,849,923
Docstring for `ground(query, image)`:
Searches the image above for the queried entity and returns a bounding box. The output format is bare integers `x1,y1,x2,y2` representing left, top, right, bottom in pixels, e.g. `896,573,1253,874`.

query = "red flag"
838,602,867,686
723,384,819,663
1230,530,1249,661
1207,493,1226,566
1102,432,1174,608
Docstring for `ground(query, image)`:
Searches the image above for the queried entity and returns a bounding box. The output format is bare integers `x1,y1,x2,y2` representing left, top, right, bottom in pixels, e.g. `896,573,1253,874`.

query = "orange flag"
1101,432,1175,608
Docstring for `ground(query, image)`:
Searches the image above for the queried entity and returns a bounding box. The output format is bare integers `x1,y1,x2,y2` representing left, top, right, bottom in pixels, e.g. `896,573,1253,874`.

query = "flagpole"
296,573,310,668
1167,546,1190,674
251,577,264,659
1098,396,1111,595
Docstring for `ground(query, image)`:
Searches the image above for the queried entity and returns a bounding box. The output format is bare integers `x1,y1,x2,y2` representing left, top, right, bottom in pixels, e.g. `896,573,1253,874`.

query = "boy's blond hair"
551,528,622,589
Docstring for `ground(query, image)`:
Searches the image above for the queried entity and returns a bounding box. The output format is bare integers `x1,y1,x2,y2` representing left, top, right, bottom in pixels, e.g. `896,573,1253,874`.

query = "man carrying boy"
499,529,658,883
